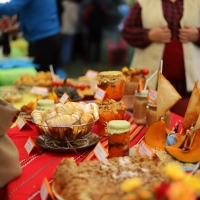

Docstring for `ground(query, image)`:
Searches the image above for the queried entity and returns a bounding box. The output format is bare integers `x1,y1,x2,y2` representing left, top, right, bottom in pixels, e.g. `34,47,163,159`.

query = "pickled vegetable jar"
96,99,126,136
146,102,170,129
133,90,148,125
97,71,127,101
107,120,130,158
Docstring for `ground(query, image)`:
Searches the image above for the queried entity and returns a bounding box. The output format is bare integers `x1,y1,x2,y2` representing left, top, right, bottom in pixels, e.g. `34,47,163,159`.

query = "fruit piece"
142,68,149,75
129,69,141,75
122,66,129,73
79,85,86,90
145,120,167,150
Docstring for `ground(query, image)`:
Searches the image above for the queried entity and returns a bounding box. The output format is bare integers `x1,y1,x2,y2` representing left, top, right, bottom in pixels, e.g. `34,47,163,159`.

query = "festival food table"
2,109,181,200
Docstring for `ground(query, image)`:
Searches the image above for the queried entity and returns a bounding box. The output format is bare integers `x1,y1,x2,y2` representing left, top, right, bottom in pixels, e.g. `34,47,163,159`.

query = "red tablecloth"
3,112,182,200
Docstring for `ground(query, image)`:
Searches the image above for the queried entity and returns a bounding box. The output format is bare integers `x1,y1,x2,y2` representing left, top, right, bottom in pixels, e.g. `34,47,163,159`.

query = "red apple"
142,68,149,75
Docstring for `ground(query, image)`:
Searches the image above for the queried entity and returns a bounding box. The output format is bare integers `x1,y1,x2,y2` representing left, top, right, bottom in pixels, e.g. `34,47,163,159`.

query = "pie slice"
183,81,200,131
156,72,182,120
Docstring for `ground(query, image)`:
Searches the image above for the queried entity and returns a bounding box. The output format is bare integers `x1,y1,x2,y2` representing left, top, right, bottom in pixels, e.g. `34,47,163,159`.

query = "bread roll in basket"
31,101,99,140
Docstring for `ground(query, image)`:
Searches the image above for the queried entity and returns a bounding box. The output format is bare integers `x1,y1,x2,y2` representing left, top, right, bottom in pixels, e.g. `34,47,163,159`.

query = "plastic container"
107,120,130,158
146,102,170,129
97,71,126,101
132,90,148,125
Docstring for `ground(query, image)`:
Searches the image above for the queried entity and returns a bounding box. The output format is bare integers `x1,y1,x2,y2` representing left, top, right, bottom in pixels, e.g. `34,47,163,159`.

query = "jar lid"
96,99,126,114
107,120,130,134
97,71,127,84
147,100,157,107
135,89,148,97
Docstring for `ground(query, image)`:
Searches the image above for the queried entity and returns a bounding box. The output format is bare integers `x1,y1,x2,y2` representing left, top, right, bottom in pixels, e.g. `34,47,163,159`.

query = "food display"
20,93,59,120
96,99,126,136
97,71,127,101
164,81,200,163
14,71,56,87
121,66,149,83
54,86,81,99
31,101,99,140
52,155,168,200
0,90,23,103
107,120,130,158
144,76,200,164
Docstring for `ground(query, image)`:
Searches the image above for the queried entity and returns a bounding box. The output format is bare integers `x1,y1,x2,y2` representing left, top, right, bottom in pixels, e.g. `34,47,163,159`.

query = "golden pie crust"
52,155,168,200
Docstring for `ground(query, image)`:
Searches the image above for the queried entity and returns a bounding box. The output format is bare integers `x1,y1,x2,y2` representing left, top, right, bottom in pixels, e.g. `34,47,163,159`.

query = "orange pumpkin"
145,120,167,150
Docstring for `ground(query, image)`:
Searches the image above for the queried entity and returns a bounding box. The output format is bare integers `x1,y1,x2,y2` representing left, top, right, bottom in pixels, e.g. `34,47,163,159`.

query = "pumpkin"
165,131,200,163
145,120,167,150
172,133,186,148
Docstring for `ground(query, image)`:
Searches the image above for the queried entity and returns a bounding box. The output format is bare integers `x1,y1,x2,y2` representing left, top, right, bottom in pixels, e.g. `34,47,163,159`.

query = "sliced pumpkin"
165,131,200,163
172,133,186,148
145,120,167,150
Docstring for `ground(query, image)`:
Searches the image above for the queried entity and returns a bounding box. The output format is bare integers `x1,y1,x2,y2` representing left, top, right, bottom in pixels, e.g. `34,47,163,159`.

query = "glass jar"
96,99,126,137
97,71,126,101
133,90,148,125
107,120,130,158
146,103,170,129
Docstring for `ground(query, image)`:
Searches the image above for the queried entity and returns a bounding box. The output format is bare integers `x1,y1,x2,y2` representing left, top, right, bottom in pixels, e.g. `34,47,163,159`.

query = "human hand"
148,25,171,43
179,25,199,43
7,24,20,37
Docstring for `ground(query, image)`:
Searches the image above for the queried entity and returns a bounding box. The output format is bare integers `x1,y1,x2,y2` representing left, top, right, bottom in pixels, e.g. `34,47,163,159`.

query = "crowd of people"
0,0,109,74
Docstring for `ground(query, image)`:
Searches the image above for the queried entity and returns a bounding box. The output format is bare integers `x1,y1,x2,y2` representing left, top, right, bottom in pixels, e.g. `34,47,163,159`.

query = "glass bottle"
107,120,130,158
133,90,148,125
146,102,170,129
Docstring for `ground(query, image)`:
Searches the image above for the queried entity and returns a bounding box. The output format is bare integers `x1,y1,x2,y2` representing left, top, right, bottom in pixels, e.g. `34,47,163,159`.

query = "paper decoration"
85,70,99,79
93,141,109,161
17,117,32,130
94,87,106,101
147,88,157,103
60,93,70,104
40,177,55,200
24,137,36,155
136,140,155,158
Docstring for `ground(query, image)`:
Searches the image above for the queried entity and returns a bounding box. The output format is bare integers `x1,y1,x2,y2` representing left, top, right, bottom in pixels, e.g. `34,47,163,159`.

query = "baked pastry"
31,110,43,124
36,99,55,111
52,155,168,200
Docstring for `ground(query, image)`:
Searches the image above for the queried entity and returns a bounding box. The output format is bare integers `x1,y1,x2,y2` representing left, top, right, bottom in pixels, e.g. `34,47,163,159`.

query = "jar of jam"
133,90,148,125
146,102,170,129
107,120,130,158
96,99,126,136
97,71,127,101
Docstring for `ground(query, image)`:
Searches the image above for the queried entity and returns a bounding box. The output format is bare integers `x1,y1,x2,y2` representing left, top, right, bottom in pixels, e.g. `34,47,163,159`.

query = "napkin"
0,99,21,188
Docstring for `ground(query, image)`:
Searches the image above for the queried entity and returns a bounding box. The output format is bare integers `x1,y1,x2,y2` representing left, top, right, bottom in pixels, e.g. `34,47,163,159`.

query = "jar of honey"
97,71,127,101
146,102,170,129
107,120,130,158
133,90,148,125
96,99,126,136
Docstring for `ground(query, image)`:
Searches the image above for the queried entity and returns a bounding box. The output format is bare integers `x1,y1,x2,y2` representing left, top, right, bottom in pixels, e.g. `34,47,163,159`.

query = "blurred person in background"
59,0,81,66
121,0,200,116
71,0,85,62
57,0,64,26
0,0,61,72
83,0,108,62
